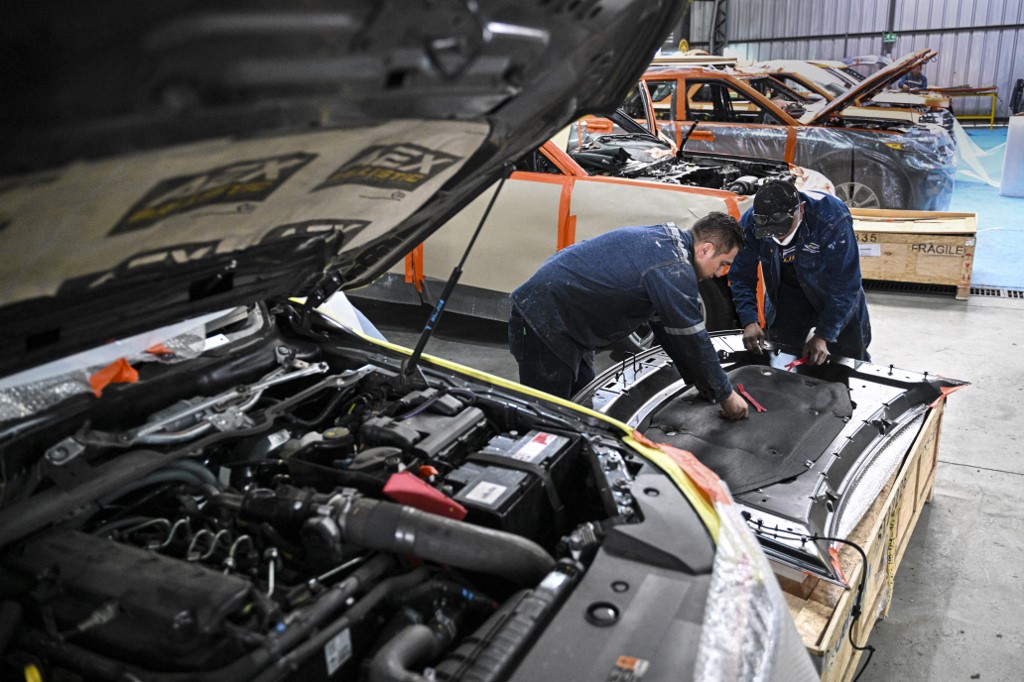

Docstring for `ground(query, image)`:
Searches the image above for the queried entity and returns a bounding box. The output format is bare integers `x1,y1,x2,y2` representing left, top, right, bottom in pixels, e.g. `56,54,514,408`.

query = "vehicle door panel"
569,177,746,241
679,79,791,163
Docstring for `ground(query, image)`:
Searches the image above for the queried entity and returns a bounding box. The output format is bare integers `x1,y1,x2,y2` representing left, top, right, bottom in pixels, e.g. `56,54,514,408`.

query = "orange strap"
145,343,174,356
930,383,968,408
784,127,797,164
556,178,577,250
756,262,766,328
724,195,741,220
405,244,425,292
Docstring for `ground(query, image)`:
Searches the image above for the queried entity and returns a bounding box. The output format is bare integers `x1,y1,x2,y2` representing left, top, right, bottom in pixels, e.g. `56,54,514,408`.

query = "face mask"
773,224,799,246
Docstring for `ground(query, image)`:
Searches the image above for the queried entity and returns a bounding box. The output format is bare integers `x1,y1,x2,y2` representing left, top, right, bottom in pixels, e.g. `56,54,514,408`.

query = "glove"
742,322,766,354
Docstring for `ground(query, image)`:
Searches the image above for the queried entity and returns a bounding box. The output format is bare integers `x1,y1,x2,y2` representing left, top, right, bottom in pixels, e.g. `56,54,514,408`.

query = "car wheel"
614,278,736,355
699,276,738,331
833,180,881,208
830,161,907,209
623,323,656,352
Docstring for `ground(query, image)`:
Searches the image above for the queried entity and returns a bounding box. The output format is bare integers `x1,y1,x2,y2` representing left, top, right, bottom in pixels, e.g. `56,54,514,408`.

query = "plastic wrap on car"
788,164,835,195
0,328,205,422
681,123,957,211
834,412,926,540
694,492,818,682
953,119,1004,187
0,371,95,422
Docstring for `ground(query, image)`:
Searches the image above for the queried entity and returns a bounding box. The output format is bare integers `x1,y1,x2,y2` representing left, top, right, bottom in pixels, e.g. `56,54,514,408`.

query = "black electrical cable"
283,385,355,428
752,526,877,680
850,623,875,682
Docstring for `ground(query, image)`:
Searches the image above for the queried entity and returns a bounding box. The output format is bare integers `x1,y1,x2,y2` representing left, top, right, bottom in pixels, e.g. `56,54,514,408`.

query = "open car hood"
807,49,937,125
0,1,684,380
575,331,967,585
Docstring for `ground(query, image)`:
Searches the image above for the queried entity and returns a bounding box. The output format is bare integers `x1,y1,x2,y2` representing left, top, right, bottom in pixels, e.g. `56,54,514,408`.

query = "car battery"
447,430,579,543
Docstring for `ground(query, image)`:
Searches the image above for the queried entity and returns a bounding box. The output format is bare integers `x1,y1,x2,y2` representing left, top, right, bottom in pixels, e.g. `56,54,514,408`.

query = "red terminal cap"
384,471,467,520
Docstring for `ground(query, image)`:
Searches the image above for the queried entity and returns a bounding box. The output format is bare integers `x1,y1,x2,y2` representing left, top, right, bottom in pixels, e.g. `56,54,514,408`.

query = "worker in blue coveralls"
509,213,749,420
897,64,928,93
728,180,871,365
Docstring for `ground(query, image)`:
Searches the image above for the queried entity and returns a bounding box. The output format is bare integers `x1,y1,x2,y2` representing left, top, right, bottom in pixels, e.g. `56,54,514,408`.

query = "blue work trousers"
508,306,595,399
769,279,871,361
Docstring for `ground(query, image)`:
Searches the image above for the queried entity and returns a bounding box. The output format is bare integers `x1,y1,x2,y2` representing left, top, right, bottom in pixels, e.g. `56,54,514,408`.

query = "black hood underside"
0,1,685,379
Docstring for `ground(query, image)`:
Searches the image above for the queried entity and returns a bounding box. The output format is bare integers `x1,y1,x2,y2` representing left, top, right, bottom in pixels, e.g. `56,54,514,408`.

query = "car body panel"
352,159,748,323
0,0,688,379
806,49,938,124
753,62,937,125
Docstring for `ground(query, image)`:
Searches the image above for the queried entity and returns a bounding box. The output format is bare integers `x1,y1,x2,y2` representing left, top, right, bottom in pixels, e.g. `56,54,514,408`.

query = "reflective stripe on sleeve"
662,321,705,336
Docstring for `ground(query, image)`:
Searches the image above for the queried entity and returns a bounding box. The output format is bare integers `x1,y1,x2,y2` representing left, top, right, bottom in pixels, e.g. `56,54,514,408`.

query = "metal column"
709,0,728,55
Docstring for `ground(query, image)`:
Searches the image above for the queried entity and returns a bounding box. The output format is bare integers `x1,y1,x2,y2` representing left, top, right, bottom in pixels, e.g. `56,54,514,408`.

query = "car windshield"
746,76,815,104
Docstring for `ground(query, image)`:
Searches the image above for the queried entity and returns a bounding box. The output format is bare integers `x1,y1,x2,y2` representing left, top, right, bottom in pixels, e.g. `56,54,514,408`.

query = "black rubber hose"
0,449,174,547
367,624,444,682
18,554,395,682
253,567,431,682
338,498,555,586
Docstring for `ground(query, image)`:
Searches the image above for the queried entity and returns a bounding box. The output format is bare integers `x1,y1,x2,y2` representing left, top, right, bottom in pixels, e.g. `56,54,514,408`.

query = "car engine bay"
0,304,708,682
568,132,797,194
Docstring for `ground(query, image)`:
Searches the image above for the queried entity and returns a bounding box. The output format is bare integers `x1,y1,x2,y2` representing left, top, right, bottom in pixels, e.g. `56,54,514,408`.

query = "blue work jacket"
729,191,871,347
511,224,733,402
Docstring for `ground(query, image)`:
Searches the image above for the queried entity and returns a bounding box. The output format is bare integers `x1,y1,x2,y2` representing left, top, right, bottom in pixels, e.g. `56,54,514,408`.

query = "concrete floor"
372,287,1024,682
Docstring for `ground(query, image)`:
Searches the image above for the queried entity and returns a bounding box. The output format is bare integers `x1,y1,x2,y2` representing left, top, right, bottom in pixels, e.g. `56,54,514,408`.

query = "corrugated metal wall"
689,0,1024,119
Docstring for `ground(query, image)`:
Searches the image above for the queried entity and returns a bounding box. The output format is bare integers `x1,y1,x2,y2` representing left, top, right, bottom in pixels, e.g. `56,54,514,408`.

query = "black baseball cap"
751,180,801,238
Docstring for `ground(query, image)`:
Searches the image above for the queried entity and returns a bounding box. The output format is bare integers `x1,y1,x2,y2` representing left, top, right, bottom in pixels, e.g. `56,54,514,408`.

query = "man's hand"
719,391,749,421
742,323,766,354
803,335,829,365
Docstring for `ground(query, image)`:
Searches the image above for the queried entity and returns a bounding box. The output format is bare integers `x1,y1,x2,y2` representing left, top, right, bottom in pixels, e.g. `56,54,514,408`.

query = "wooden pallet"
779,398,947,681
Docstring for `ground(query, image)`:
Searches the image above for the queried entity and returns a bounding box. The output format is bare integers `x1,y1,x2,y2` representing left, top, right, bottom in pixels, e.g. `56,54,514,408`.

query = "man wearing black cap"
509,213,749,420
728,180,871,365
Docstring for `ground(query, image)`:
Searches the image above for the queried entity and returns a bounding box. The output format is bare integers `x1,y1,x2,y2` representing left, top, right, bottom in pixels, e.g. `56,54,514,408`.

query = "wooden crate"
850,209,977,300
779,399,947,681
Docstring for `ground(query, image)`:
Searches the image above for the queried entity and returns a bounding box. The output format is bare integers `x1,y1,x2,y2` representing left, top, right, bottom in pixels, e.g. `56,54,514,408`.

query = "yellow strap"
886,504,898,597
24,664,44,682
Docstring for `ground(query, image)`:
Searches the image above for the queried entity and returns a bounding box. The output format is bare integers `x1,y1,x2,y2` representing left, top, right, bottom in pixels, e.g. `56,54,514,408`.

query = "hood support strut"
400,165,513,388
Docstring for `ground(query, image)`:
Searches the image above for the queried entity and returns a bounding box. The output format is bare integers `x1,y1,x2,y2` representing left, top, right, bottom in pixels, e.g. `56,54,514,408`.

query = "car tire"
622,323,656,353
830,160,907,209
700,276,739,331
613,277,737,355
